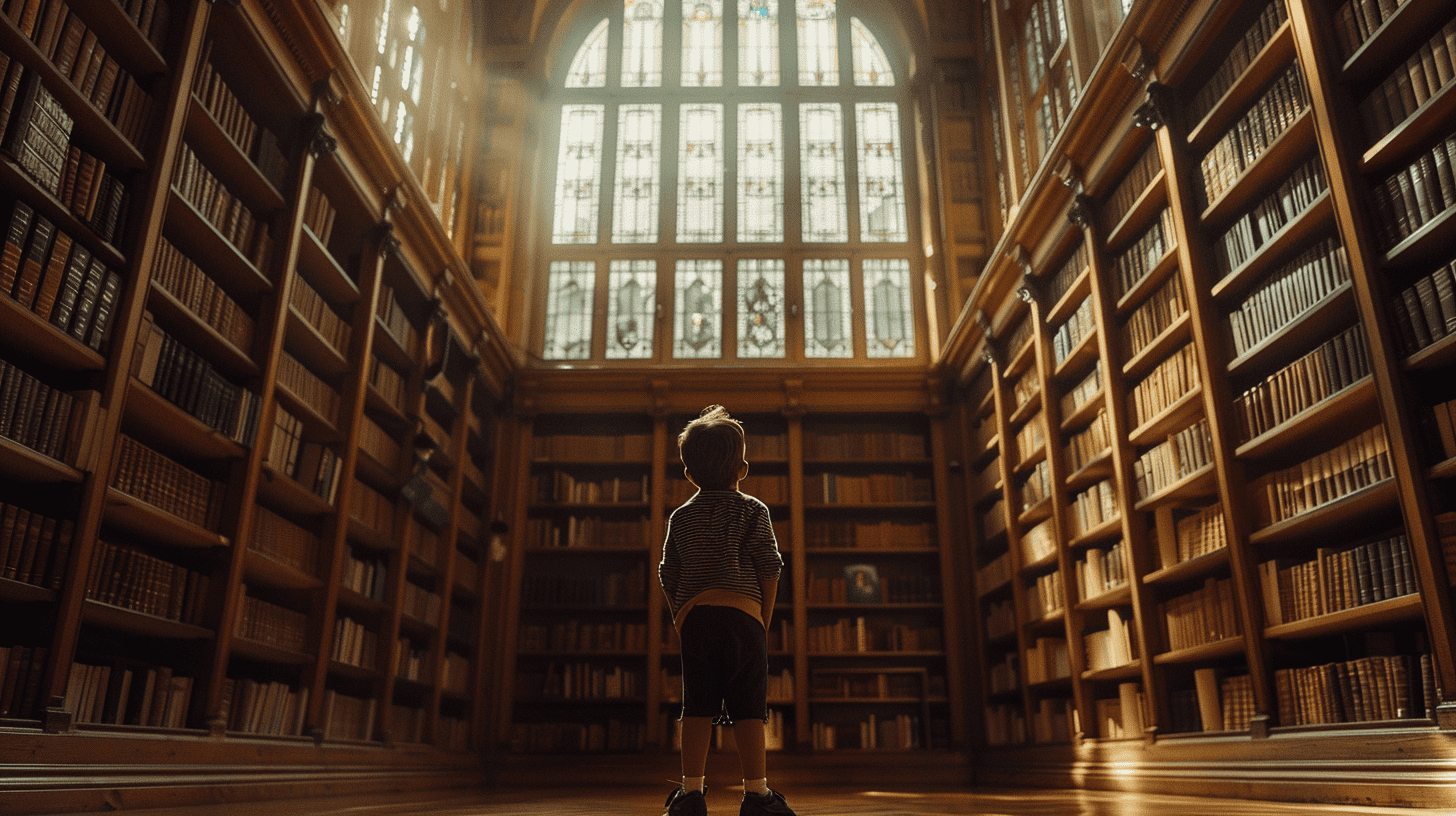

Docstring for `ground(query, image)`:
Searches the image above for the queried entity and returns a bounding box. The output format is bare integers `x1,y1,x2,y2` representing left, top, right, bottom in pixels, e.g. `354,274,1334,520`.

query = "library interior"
1,0,1455,813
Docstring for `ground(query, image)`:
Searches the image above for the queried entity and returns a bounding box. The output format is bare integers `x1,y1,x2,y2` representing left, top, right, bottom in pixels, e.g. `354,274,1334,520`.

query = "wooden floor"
56,786,1448,815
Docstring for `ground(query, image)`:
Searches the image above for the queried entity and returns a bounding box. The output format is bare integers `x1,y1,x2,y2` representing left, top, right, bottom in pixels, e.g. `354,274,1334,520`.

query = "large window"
540,0,921,363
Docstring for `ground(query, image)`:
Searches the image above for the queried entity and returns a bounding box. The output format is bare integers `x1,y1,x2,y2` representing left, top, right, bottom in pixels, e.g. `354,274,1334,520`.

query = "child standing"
658,406,796,816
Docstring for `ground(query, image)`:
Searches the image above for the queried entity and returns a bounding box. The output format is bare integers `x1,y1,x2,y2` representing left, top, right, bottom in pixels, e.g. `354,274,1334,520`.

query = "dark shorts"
679,605,768,724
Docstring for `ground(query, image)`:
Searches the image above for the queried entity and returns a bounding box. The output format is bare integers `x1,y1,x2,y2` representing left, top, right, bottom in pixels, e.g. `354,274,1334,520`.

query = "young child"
658,406,796,816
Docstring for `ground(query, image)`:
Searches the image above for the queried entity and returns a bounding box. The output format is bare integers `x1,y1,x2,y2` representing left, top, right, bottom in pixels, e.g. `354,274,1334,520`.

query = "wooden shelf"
1045,265,1091,327
1247,479,1399,546
1013,445,1047,475
1200,111,1317,230
347,519,397,552
165,189,273,297
146,282,260,380
1134,464,1217,513
1065,449,1114,490
0,576,55,603
1018,497,1053,527
1128,386,1203,448
1007,390,1042,427
1235,377,1377,461
373,317,417,373
1152,636,1245,665
1075,584,1131,612
230,636,313,665
257,465,335,517
1144,546,1230,585
1209,191,1335,305
243,549,320,592
1081,661,1142,683
1360,68,1456,182
1429,456,1456,480
185,95,286,215
285,309,351,381
1264,593,1425,640
1005,335,1037,378
806,602,943,611
1225,283,1356,381
1382,201,1456,271
1122,311,1192,380
329,660,382,680
0,293,108,373
0,435,84,484
1060,386,1105,431
1069,516,1122,549
1187,20,1296,150
1340,0,1452,84
104,488,229,550
1052,330,1098,382
82,600,214,640
1105,169,1168,250
337,586,389,616
125,380,248,462
1115,247,1181,317
297,226,361,306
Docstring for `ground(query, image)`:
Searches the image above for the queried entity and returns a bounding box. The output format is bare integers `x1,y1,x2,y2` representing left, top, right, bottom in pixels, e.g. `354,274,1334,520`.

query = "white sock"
744,778,769,796
683,776,705,793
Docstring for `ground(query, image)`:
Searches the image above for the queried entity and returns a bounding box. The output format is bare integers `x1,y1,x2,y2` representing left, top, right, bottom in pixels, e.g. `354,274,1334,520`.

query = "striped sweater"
659,489,782,630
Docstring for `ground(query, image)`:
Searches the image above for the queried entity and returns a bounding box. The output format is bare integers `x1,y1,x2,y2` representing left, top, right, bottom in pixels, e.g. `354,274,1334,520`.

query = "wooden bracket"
1068,193,1095,228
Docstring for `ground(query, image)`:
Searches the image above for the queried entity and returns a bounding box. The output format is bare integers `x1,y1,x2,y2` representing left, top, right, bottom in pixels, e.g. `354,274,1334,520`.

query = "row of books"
1123,275,1185,360
1133,419,1213,501
1094,682,1148,739
85,540,209,625
976,550,1011,596
524,516,645,549
1170,669,1254,733
984,703,1026,745
278,351,340,425
401,580,441,624
1050,296,1095,370
805,618,941,653
150,238,254,352
1390,258,1456,355
395,638,428,682
1332,0,1412,59
221,677,305,736
1032,697,1075,744
985,598,1015,642
234,592,306,653
526,663,643,700
1432,396,1456,459
804,471,933,504
341,547,387,601
1064,410,1110,474
988,650,1018,693
804,520,935,549
1249,424,1392,527
520,565,647,608
1084,608,1136,672
132,313,261,447
376,286,418,356
0,644,47,717
509,720,644,753
1104,143,1162,231
249,506,317,576
1161,577,1239,653
191,46,288,191
1258,534,1417,625
442,651,470,694
1013,414,1045,465
1188,0,1287,125
1060,360,1102,420
1198,64,1310,208
0,355,86,463
519,621,649,653
1234,323,1370,444
1214,156,1327,278
1026,569,1063,621
531,432,654,461
1112,208,1178,305
809,670,928,701
1370,131,1456,250
802,431,927,460
320,689,374,741
302,188,337,246
112,434,223,530
1,200,123,349
745,433,788,459
1070,478,1118,535
531,472,648,504
1020,459,1050,511
388,704,426,744
981,497,1007,540
1230,237,1352,359
1128,343,1197,428
66,660,191,728
409,517,442,567
1275,653,1433,725
1024,636,1070,684
55,134,129,246
439,715,470,751
290,275,351,356
1009,365,1038,409
810,714,921,750
171,144,272,268
1019,518,1055,566
333,615,380,669
1075,542,1128,602
1044,241,1090,307
805,569,941,604
350,478,394,532
267,408,342,501
0,502,71,588
368,356,407,413
1157,503,1227,567
1359,17,1456,146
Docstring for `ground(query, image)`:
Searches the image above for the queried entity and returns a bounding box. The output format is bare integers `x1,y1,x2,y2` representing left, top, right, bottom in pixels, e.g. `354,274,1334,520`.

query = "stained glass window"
738,259,786,358
803,259,852,357
623,0,663,87
850,17,893,86
674,260,723,358
681,1,723,87
796,0,838,86
863,259,914,358
799,103,847,242
370,0,424,162
738,0,779,86
552,105,606,244
544,262,596,359
738,103,784,242
856,102,907,242
612,104,662,243
567,19,609,87
607,261,656,359
677,104,724,242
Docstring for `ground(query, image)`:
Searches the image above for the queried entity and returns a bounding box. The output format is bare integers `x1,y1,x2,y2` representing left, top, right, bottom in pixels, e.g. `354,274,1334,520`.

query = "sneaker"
663,786,707,816
740,789,796,816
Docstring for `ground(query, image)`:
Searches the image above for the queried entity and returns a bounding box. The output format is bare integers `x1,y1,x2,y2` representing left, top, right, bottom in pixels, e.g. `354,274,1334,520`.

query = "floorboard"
48,786,1448,815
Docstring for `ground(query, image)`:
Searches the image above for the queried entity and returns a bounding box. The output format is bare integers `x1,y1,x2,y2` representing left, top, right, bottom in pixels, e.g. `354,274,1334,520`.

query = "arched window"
539,0,922,364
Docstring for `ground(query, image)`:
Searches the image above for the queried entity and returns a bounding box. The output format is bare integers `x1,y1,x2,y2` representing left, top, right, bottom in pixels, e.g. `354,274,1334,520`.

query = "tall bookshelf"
0,0,509,809
503,378,962,757
952,0,1456,803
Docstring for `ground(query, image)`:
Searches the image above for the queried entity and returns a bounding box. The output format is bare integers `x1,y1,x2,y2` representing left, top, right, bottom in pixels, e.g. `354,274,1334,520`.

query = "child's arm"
759,578,777,629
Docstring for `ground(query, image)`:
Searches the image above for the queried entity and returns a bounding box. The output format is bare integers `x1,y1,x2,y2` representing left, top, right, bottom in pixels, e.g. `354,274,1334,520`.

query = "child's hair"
678,405,745,490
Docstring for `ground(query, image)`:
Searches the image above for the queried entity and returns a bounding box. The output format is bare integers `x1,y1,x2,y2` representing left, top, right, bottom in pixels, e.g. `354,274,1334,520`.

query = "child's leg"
732,718,767,781
680,716,714,781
